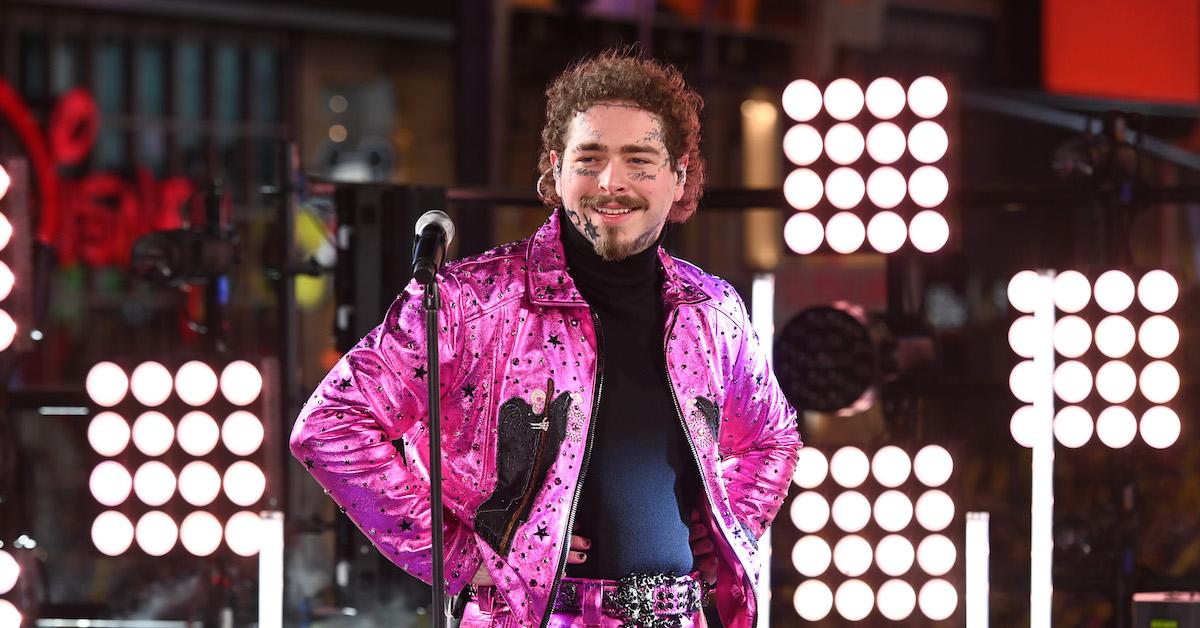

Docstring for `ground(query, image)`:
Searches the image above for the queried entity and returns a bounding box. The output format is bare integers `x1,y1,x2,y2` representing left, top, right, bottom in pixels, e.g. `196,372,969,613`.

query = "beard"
575,194,659,261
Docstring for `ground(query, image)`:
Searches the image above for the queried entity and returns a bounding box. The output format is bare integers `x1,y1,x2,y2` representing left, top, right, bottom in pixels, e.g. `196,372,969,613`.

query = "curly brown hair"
536,48,705,223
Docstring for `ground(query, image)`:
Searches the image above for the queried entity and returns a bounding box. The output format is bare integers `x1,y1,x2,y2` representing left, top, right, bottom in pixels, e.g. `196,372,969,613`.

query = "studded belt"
552,571,705,627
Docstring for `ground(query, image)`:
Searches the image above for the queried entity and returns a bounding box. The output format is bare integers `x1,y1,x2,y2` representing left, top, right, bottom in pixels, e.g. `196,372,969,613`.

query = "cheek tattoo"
629,171,657,182
573,167,600,177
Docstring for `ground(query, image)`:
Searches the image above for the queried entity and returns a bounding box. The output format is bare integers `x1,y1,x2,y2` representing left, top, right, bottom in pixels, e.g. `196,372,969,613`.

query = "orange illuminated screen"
1043,0,1200,104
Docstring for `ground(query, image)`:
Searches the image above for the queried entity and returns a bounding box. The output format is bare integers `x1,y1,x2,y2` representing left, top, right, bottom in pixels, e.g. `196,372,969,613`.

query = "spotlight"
866,122,906,164
177,410,220,456
223,461,267,507
0,264,11,302
793,580,834,621
783,125,823,166
783,212,824,255
1138,315,1179,358
88,411,130,457
0,601,19,628
1010,405,1038,448
220,360,264,406
919,578,959,620
784,169,823,210
135,511,179,556
1095,361,1136,404
871,446,912,487
830,447,870,488
222,410,265,456
917,534,958,576
1140,407,1181,449
823,79,865,121
1094,270,1135,313
908,121,949,163
909,210,949,253
1096,406,1137,448
92,511,135,556
866,211,907,254
908,76,949,118
773,304,876,415
825,123,865,165
130,361,173,407
132,410,175,456
175,361,219,406
133,461,177,507
89,461,133,507
873,490,914,532
1007,270,1050,314
1052,360,1093,404
1009,360,1039,403
833,535,874,577
793,448,829,488
825,168,866,210
783,79,823,122
180,511,223,557
1053,406,1093,448
1008,316,1047,358
866,168,907,210
792,536,833,577
915,490,955,531
178,461,222,507
790,491,830,533
1137,270,1178,312
0,550,17,595
86,362,129,407
1052,316,1091,358
877,579,917,620
865,77,906,119
825,212,866,253
1095,315,1136,358
225,511,264,557
831,491,871,533
1053,271,1092,313
1140,361,1180,404
834,579,874,621
875,534,915,576
909,166,949,208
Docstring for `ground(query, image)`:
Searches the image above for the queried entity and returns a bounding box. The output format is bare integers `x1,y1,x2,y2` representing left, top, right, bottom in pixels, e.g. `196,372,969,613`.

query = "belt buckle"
611,573,686,628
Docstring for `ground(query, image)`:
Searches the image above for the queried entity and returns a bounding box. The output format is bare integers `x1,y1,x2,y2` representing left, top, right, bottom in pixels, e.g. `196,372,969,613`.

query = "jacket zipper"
662,309,758,627
540,311,604,628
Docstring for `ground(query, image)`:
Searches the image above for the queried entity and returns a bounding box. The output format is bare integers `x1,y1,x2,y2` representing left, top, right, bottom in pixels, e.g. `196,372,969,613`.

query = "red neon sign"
0,78,194,266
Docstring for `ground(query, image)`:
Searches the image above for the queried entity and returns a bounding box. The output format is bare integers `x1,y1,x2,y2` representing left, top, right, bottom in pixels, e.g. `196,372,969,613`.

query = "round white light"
0,164,10,199
913,445,953,487
866,122,907,164
871,446,911,487
866,211,908,254
175,361,218,406
222,411,265,456
1008,270,1048,314
909,210,949,253
92,511,134,556
833,535,874,577
793,448,828,488
908,121,949,163
133,461,177,507
915,490,955,531
824,78,865,121
790,491,830,533
1053,315,1092,358
1141,406,1181,449
1010,405,1038,448
873,490,914,532
225,511,263,557
1008,316,1046,358
1096,361,1137,404
834,579,875,621
825,168,865,210
1053,406,1093,448
1096,406,1137,448
825,123,865,165
221,360,264,406
1138,270,1178,313
136,511,179,556
180,511,223,557
1009,360,1039,404
791,535,832,577
784,212,824,255
908,166,949,208
178,461,222,507
1096,315,1136,358
1053,360,1093,404
830,447,870,488
0,263,13,302
1140,361,1180,404
132,411,175,457
918,578,959,620
917,534,958,576
0,550,17,595
784,168,824,211
908,76,948,118
1052,270,1091,313
831,491,872,533
0,600,17,628
783,124,823,166
866,77,907,119
177,411,220,457
224,461,267,506
88,411,130,456
1094,271,1135,313
866,167,907,209
793,580,833,621
783,79,823,122
876,534,915,576
1139,316,1179,358
0,214,10,251
0,310,14,351
877,579,917,621
130,361,174,406
90,461,133,507
86,362,129,407
825,212,866,254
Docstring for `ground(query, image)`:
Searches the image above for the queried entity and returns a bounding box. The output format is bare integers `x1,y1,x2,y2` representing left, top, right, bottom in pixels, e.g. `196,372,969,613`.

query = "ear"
672,154,689,203
550,151,563,197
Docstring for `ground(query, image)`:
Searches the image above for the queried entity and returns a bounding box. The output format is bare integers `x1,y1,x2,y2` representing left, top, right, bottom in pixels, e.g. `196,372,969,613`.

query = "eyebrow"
574,142,664,156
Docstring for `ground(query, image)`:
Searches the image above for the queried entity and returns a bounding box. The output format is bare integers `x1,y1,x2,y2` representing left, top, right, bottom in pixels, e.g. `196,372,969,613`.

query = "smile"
595,207,633,215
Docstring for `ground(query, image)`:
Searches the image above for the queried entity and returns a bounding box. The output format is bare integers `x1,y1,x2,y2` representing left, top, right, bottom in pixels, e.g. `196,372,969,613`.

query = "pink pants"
460,577,706,628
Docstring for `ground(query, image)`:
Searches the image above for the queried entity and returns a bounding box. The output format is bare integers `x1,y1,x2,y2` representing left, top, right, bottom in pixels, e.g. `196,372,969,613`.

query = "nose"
597,161,629,195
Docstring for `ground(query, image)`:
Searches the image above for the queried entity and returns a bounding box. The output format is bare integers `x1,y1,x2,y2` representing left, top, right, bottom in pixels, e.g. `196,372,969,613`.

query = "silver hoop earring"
535,168,553,200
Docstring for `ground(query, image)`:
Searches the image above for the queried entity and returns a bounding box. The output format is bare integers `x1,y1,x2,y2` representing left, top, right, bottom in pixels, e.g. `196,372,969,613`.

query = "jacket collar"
526,210,710,309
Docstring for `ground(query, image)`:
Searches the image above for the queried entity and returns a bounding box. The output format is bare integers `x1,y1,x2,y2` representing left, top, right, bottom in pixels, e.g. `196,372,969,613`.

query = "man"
291,50,801,628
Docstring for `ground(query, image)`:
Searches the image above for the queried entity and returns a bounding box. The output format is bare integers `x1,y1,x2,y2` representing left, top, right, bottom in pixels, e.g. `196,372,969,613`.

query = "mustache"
580,194,648,211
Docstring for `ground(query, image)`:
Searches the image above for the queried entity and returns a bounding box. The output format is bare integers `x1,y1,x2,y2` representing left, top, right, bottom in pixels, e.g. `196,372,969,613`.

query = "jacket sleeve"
289,275,482,594
718,294,802,540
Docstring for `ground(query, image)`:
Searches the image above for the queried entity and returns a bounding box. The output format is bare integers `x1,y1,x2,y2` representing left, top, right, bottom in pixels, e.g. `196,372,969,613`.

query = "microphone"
412,210,455,285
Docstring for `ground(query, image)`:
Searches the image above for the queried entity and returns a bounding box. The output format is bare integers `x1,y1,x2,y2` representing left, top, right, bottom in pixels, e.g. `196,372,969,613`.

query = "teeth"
596,207,631,215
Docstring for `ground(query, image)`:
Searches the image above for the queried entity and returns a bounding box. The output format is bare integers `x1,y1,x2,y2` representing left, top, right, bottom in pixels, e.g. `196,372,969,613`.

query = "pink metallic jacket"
290,211,801,627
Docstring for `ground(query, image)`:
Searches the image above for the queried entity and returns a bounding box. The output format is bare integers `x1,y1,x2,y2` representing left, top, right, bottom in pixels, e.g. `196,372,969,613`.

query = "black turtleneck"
559,210,698,579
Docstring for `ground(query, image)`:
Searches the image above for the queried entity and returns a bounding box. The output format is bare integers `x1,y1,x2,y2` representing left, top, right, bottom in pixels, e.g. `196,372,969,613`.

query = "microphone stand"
420,274,448,628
